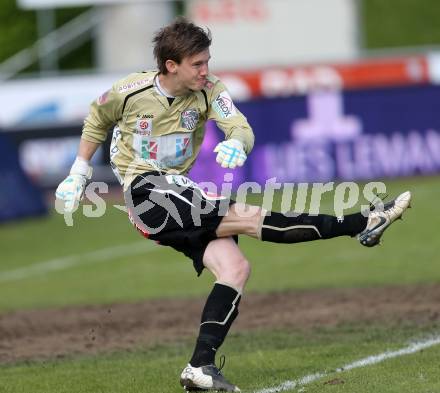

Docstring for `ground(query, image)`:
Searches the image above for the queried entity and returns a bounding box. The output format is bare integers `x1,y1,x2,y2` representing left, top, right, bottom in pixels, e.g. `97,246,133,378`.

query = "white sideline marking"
254,336,440,393
0,241,158,282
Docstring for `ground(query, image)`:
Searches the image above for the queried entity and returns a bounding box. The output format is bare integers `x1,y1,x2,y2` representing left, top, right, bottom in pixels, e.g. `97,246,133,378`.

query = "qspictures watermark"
55,173,387,229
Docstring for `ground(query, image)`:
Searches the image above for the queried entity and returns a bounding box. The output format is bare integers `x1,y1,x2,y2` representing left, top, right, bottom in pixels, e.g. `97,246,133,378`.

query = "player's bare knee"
235,256,251,281
221,257,251,288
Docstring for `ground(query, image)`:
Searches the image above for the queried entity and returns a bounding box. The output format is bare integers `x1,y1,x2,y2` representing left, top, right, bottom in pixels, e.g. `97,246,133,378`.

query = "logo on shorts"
141,140,157,159
176,137,191,158
181,109,199,130
212,91,237,119
136,118,153,136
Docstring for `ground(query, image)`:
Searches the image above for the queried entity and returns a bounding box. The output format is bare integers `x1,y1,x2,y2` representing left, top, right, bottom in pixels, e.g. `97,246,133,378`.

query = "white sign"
0,73,123,128
188,0,359,69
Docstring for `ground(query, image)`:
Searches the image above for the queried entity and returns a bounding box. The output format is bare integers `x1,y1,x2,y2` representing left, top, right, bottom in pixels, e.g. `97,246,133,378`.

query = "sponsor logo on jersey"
134,134,193,167
181,109,199,130
97,90,110,105
204,80,214,89
212,91,237,119
141,140,157,160
176,137,191,158
110,127,122,160
135,118,153,136
118,78,151,93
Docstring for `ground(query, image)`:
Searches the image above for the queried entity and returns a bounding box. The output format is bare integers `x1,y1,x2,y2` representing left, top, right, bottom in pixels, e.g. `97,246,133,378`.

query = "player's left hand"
214,139,247,169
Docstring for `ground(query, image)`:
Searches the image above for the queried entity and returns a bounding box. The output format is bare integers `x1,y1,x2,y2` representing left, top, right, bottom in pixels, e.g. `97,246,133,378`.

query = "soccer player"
56,17,411,392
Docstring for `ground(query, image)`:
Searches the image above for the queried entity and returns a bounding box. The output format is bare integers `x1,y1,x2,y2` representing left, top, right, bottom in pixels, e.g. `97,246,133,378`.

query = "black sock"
261,211,368,243
189,283,241,367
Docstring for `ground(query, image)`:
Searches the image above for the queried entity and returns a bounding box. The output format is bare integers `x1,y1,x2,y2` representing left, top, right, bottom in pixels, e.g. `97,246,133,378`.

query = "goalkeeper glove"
213,139,247,169
55,157,93,213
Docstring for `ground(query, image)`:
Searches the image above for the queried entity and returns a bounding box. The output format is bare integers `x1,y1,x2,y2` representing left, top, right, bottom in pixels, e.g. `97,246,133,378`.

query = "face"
169,49,211,93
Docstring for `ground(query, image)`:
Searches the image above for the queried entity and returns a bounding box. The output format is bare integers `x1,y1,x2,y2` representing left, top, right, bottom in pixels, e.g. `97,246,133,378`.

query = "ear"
165,59,178,74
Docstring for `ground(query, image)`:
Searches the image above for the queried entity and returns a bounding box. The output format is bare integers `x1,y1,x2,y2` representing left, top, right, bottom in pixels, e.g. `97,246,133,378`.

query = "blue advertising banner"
0,133,47,222
190,84,440,185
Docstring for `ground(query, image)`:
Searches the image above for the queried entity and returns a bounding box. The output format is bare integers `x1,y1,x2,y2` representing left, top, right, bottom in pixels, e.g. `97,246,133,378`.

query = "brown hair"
153,17,212,74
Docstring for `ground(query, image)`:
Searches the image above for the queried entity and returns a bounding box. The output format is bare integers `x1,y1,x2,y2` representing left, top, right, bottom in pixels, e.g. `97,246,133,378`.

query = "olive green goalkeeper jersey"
81,70,254,189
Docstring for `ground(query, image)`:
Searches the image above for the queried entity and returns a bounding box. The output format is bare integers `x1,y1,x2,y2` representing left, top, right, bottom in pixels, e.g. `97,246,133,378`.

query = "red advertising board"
216,55,430,98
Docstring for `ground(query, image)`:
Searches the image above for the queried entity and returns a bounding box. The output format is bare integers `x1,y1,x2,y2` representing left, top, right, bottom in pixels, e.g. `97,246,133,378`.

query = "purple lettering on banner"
371,133,405,177
353,135,374,179
307,142,335,181
252,141,335,184
335,142,355,180
292,91,362,143
408,131,436,173
426,129,440,165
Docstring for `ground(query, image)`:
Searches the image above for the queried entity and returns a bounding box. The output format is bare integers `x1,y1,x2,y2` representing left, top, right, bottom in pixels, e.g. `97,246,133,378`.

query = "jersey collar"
154,75,175,98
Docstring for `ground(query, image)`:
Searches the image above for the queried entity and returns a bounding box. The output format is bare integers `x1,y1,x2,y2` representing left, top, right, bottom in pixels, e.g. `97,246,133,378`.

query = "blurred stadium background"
1,0,440,203
1,1,439,392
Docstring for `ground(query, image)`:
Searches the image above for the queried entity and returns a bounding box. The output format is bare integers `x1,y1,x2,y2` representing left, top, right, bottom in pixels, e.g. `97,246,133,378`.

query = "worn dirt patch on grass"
1,284,439,363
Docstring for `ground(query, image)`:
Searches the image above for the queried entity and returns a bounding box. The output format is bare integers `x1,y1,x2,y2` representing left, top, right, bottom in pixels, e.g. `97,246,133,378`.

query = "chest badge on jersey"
181,109,199,131
136,118,153,136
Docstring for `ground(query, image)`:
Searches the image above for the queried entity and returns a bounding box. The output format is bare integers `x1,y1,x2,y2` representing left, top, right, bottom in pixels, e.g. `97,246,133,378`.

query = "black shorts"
125,172,236,275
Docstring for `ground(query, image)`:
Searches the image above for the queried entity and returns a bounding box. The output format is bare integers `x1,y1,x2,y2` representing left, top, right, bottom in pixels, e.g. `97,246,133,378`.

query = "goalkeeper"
56,17,411,393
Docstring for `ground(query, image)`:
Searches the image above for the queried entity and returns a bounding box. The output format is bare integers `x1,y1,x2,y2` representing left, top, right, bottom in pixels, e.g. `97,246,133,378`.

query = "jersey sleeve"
206,79,255,154
81,84,123,144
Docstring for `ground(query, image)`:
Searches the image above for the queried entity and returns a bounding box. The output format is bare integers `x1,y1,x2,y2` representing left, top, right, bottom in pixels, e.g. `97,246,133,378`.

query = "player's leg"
180,237,247,392
217,202,368,241
217,191,412,246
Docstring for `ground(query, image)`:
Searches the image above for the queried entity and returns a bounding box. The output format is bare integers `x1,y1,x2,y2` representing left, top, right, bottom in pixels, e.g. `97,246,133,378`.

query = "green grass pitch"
0,175,438,392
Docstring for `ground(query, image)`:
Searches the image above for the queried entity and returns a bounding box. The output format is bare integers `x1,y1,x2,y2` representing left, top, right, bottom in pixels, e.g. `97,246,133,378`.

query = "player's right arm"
56,85,123,213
